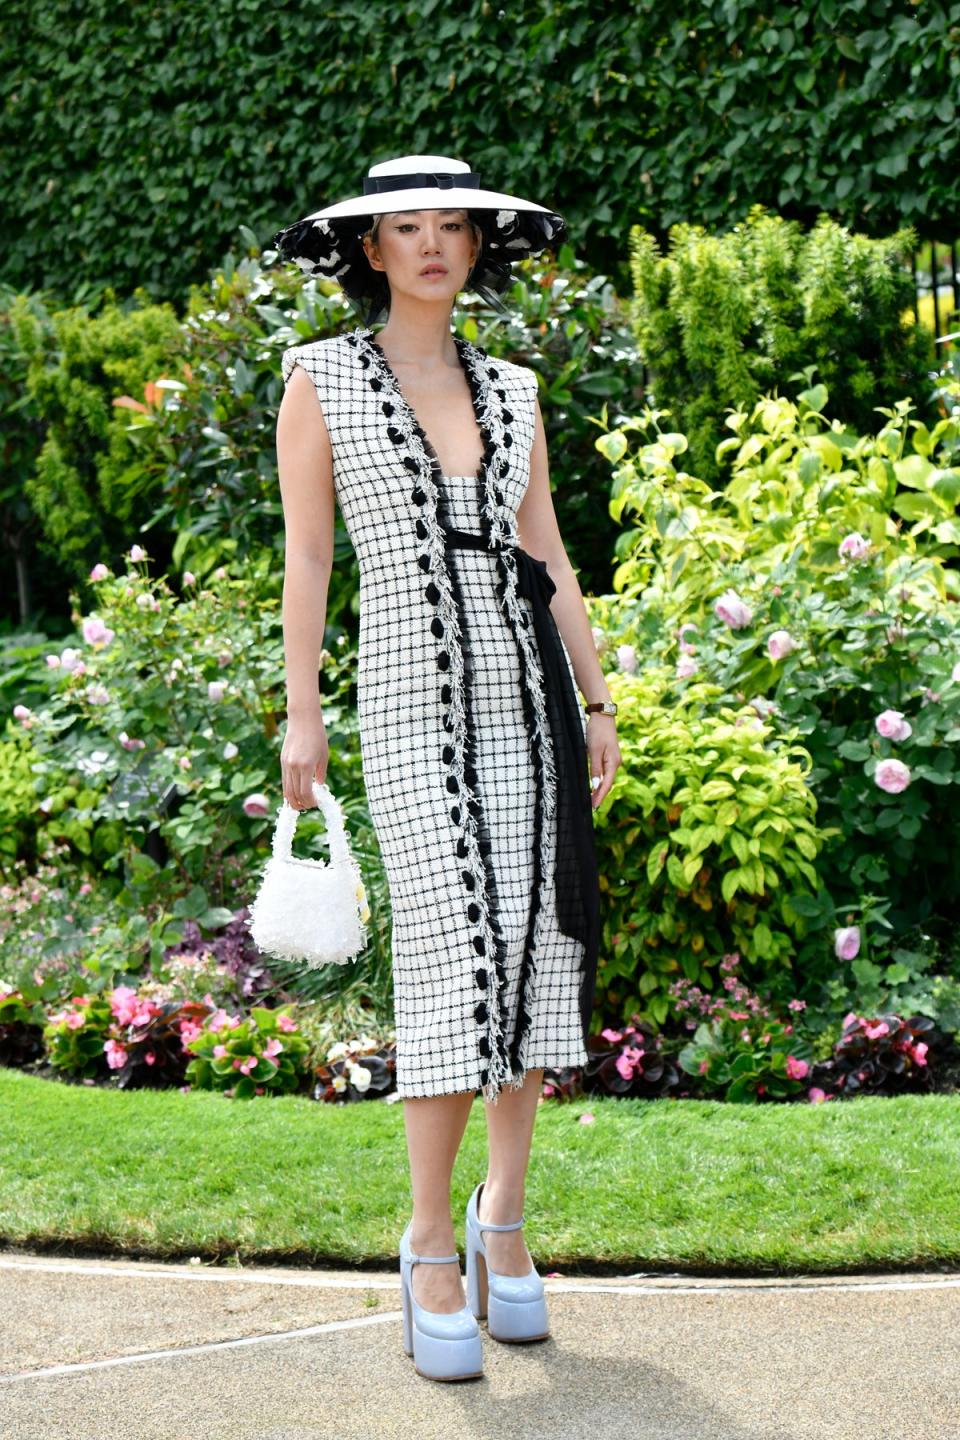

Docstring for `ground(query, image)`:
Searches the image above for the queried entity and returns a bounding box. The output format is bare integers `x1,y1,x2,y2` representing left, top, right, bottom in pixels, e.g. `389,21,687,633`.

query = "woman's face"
362,209,478,304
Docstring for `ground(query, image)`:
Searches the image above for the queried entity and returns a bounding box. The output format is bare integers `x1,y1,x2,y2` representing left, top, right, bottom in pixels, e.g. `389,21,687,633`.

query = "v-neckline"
360,328,488,485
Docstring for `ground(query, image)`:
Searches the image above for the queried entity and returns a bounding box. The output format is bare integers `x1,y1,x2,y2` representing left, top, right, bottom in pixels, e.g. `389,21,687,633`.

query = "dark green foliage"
1,1,957,308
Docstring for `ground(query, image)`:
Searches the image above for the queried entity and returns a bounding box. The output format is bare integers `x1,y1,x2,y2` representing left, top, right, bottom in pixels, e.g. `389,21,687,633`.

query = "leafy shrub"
808,1011,950,1099
627,207,936,484
183,1003,310,1099
312,1032,398,1103
591,669,824,1026
592,379,960,983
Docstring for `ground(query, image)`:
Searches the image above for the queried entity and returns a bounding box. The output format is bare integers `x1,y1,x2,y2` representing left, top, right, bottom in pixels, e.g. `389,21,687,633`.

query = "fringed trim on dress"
351,326,515,1102
456,339,557,1079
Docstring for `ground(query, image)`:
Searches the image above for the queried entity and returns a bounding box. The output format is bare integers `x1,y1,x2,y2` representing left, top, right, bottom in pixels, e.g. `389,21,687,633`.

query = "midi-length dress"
281,325,599,1103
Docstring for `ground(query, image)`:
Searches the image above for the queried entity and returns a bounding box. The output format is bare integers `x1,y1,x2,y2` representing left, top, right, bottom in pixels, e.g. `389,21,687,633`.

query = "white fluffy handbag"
247,780,370,968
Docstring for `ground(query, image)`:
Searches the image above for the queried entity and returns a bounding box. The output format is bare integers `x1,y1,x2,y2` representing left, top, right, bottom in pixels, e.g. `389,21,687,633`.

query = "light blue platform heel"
465,1181,550,1343
398,1219,484,1381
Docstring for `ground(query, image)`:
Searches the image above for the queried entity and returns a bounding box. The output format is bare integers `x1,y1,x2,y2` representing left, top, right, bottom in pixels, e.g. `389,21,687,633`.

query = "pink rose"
714,588,752,629
838,532,870,561
875,709,912,741
89,562,110,581
128,544,147,562
767,629,795,661
243,793,272,818
676,654,698,678
616,643,637,674
875,758,911,793
834,926,861,960
81,615,115,648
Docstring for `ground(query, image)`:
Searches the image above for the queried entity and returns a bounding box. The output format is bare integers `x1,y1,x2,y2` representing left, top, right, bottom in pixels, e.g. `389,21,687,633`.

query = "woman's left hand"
586,715,621,810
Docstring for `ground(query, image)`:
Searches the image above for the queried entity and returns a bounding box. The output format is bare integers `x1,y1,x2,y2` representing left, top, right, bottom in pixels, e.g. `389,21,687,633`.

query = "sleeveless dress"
280,325,596,1103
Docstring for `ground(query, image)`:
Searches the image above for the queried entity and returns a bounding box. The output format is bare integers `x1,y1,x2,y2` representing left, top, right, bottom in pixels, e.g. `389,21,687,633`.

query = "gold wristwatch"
585,700,618,717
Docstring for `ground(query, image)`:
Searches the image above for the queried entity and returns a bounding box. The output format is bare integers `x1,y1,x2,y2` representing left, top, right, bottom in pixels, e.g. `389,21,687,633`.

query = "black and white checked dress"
281,325,590,1102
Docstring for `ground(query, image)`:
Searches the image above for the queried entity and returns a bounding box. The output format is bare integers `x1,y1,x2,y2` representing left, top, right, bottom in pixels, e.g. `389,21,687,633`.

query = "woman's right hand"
280,707,329,810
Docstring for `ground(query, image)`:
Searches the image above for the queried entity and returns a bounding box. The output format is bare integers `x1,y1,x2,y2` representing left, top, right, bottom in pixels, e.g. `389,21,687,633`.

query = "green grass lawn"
3,1068,957,1274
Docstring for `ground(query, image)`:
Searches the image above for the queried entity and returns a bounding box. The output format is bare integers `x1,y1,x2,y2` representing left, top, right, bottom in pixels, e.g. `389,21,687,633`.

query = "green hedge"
1,0,956,306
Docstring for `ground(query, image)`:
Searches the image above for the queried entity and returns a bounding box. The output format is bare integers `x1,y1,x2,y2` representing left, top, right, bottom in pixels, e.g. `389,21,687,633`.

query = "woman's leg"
404,1089,476,1312
479,1066,544,1275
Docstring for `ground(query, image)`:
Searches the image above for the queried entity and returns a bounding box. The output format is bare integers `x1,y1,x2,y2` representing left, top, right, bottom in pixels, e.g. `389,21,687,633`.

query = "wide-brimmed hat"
271,153,567,322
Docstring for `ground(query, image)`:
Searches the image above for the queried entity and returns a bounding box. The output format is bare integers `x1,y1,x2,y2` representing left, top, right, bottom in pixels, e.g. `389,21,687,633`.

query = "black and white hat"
271,153,567,321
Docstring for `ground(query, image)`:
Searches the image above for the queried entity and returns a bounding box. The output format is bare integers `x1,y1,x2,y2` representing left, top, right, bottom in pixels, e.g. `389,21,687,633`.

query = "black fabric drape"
444,527,601,1049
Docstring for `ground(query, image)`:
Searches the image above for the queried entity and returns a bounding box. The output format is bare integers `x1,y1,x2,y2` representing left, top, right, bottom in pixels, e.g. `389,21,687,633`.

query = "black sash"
444,527,601,1050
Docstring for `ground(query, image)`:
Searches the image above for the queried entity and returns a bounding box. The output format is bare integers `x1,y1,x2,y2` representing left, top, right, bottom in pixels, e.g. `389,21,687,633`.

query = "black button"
450,805,461,824
417,554,431,572
474,967,488,989
474,1001,488,1023
387,426,404,445
462,870,475,890
502,408,513,423
403,457,419,472
382,401,394,415
488,368,499,378
467,901,480,921
370,377,382,390
472,936,486,956
504,433,513,448
442,744,454,764
456,837,469,858
478,1035,491,1057
480,1067,489,1085
431,617,444,638
436,649,450,670
440,682,452,703
426,583,440,604
411,485,427,504
416,519,428,540
446,776,459,794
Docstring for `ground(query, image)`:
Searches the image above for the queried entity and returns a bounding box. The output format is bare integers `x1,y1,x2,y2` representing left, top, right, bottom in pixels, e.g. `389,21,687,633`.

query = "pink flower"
178,754,192,771
785,1055,808,1080
838,531,870,561
13,704,32,723
183,571,196,586
911,1041,928,1066
842,1011,860,1032
276,1014,298,1032
128,544,147,562
863,1020,890,1039
238,1056,257,1075
59,648,83,673
714,588,752,629
179,1019,204,1045
601,1027,623,1043
79,882,92,895
85,683,110,705
81,615,115,648
578,1112,595,1124
264,1037,284,1059
808,1087,827,1103
875,709,912,741
119,731,146,750
875,758,911,793
110,985,140,1024
675,654,698,679
66,1010,86,1030
767,630,795,661
144,1051,156,1065
207,680,226,702
213,1044,228,1058
834,926,861,960
89,562,110,581
104,1038,128,1069
46,654,61,668
616,643,637,674
243,793,272,818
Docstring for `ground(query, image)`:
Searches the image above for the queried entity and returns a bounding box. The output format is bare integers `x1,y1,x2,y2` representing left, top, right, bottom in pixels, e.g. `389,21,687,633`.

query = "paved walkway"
1,1250,958,1439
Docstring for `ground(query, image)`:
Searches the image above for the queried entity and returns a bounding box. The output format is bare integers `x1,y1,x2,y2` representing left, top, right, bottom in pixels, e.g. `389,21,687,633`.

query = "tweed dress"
280,325,591,1102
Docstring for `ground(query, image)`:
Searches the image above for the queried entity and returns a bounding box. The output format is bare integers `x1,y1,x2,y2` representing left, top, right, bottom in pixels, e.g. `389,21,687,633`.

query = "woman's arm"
275,363,336,807
516,395,621,810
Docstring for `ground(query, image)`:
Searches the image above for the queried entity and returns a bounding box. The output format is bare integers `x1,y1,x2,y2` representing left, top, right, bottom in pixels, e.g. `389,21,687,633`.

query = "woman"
272,155,621,1382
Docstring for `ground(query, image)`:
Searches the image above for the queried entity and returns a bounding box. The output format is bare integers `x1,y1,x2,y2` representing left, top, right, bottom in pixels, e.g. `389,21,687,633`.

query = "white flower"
675,654,697,679
128,544,147,562
135,593,152,608
223,741,239,760
349,1063,372,1093
327,1041,348,1061
332,1073,347,1091
207,680,226,702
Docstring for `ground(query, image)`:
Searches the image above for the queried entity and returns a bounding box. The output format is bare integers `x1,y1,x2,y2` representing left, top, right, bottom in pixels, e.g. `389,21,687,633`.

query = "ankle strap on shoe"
409,1250,460,1264
477,1215,525,1231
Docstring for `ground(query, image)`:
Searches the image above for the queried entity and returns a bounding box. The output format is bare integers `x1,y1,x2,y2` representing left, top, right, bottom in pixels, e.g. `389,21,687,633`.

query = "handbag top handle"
272,780,353,867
